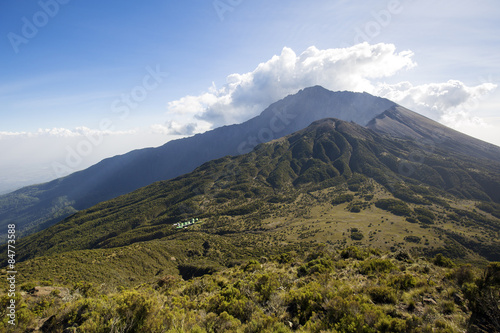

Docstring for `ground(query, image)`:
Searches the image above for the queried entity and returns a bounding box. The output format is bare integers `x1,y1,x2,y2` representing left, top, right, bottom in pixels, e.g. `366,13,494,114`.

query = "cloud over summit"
166,43,496,131
167,43,416,127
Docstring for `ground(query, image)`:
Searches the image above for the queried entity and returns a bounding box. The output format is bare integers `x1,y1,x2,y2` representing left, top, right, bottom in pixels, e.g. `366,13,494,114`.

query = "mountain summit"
1,86,500,240
10,116,500,267
0,87,397,238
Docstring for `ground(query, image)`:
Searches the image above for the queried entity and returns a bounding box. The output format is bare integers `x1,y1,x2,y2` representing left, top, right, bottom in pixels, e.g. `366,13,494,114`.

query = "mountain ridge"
0,87,398,239
8,117,500,266
367,105,500,162
2,86,500,242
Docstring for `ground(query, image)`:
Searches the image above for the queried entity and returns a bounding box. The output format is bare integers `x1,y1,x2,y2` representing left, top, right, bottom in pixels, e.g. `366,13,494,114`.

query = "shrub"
244,260,261,272
406,217,418,223
332,193,354,205
20,282,37,292
376,317,407,332
414,207,435,219
404,236,421,244
205,312,242,333
287,282,324,325
440,301,455,315
375,199,412,216
207,286,252,322
254,274,281,302
417,215,434,224
351,232,364,241
298,258,333,277
350,206,361,213
453,265,475,286
367,286,397,304
340,246,370,260
360,259,395,275
277,251,296,264
391,274,416,291
433,254,454,268
72,281,97,298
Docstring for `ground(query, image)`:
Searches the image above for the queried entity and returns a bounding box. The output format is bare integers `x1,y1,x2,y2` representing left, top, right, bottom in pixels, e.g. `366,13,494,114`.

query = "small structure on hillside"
174,218,200,229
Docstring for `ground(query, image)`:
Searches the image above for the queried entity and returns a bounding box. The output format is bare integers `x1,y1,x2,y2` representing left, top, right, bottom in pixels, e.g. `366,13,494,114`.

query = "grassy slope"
2,119,499,286
0,119,500,331
2,246,500,332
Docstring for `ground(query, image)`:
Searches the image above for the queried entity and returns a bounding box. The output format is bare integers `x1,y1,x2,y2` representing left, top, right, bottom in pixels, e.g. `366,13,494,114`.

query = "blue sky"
0,0,499,193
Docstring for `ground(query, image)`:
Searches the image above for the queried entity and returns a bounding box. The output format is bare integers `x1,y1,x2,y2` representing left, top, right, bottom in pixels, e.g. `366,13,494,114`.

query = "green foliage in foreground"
1,246,499,332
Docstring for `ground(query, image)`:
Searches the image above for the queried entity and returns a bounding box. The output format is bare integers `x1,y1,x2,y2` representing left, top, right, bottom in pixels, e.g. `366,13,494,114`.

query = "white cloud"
165,43,496,134
150,121,211,136
376,80,497,127
2,43,498,192
0,127,136,139
167,43,416,127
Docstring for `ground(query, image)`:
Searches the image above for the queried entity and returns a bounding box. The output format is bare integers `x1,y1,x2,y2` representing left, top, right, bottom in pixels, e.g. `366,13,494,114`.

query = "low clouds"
0,127,136,139
166,43,496,132
150,121,208,136
376,80,497,127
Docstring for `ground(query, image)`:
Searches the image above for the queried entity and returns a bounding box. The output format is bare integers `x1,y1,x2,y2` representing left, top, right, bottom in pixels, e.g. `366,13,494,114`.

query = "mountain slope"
0,87,397,239
8,118,500,268
367,105,500,163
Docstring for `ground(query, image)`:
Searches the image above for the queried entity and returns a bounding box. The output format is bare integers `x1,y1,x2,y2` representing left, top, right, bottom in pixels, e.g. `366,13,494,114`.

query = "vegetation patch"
2,246,499,332
331,193,354,205
404,236,421,244
350,228,364,241
375,199,413,216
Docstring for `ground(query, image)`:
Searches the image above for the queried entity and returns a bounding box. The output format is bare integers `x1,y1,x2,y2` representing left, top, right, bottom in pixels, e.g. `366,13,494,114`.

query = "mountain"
4,115,500,331
0,87,398,239
367,105,500,162
3,96,500,333
7,117,500,273
3,86,500,244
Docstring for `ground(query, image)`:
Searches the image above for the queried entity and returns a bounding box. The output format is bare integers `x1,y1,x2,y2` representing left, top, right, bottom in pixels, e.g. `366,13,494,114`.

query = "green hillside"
1,246,500,332
1,118,500,331
0,87,399,242
2,118,498,275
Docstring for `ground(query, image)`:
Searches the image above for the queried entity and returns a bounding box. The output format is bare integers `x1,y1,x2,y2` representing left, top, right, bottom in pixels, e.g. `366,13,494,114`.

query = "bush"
20,282,37,292
205,312,242,332
404,236,421,244
367,286,397,304
340,246,370,260
433,254,454,268
417,215,434,224
440,301,455,315
349,206,361,213
375,199,412,217
391,274,416,291
453,265,475,286
244,260,261,272
332,193,354,205
298,258,333,277
351,231,364,241
360,259,395,275
287,282,323,325
277,251,296,264
414,207,435,219
406,217,418,223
